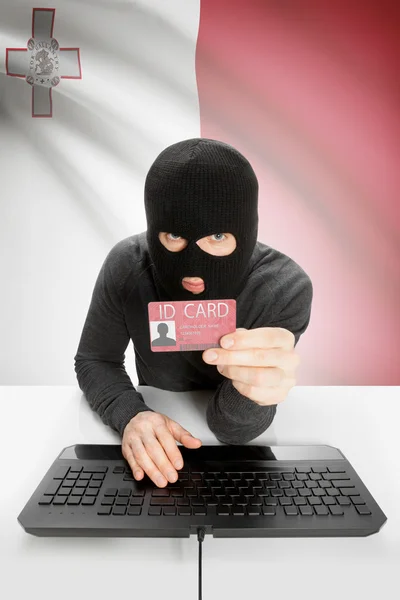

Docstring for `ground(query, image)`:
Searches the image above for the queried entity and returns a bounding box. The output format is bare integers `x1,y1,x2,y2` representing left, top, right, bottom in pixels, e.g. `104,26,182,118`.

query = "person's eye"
210,233,227,242
167,233,182,242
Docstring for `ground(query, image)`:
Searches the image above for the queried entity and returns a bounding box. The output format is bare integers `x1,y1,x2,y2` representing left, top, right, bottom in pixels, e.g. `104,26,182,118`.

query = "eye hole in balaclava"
144,138,259,301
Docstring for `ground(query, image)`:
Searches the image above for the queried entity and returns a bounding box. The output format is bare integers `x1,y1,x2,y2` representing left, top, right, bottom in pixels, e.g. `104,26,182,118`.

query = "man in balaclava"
144,137,259,301
74,136,313,487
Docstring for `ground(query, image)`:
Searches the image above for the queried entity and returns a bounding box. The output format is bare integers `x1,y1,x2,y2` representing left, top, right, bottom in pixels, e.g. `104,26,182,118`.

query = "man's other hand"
122,411,202,488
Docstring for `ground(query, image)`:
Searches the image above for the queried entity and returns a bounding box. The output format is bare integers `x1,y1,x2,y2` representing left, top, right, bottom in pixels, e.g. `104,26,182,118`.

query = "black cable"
197,527,206,600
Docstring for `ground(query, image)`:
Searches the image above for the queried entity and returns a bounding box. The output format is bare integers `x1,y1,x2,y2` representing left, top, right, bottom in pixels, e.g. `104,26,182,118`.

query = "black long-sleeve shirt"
74,231,313,443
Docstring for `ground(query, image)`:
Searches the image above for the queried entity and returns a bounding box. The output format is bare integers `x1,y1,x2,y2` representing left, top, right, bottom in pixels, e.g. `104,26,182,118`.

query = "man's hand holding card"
148,299,299,408
202,326,300,407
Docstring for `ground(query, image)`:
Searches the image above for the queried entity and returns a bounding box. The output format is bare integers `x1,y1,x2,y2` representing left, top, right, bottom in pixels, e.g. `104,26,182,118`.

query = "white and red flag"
0,1,399,385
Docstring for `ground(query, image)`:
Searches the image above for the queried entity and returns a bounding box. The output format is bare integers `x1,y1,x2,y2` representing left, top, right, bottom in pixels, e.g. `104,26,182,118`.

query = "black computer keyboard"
18,444,387,537
38,463,372,519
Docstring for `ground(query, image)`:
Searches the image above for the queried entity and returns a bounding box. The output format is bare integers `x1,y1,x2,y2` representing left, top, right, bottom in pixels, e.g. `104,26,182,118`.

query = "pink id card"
148,299,236,352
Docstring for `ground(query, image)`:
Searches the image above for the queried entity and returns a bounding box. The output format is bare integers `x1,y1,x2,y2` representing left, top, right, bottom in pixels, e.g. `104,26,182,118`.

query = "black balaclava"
144,138,259,302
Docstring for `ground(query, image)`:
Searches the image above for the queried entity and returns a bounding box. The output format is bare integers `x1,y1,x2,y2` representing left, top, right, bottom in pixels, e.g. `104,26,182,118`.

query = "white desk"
1,386,399,600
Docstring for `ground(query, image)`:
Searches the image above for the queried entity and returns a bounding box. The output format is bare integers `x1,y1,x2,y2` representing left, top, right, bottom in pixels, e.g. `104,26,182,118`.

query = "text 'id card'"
148,299,236,352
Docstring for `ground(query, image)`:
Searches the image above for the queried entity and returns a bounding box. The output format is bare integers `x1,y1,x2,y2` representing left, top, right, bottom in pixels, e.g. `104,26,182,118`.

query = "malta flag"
1,1,399,385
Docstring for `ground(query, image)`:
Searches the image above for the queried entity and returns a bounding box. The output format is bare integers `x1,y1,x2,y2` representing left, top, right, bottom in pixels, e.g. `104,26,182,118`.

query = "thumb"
170,420,202,447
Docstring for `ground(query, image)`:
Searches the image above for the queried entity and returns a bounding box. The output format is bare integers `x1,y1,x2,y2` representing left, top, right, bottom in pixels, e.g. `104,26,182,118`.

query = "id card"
148,299,236,352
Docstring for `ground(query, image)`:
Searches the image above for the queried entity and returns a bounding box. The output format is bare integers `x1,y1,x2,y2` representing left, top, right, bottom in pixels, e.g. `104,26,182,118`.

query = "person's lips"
182,278,205,292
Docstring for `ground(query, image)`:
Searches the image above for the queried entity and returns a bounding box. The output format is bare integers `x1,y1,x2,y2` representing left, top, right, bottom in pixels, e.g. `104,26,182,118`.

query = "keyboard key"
311,466,328,473
309,473,322,480
298,489,312,496
308,497,322,505
333,480,356,488
132,490,145,497
53,496,67,505
262,506,276,516
177,498,190,506
232,506,246,515
150,498,175,506
104,488,118,497
242,473,254,480
54,467,70,479
339,488,360,496
315,505,329,515
271,489,283,497
279,497,293,506
247,507,261,516
264,498,278,506
296,473,308,481
337,496,351,506
318,481,332,488
326,488,340,496
44,480,62,496
217,506,230,515
305,481,318,488
115,497,129,506
295,467,312,473
292,481,304,488
178,507,191,516
299,506,313,515
101,498,115,506
278,481,291,489
283,473,295,481
92,473,105,481
270,473,281,481
312,488,326,496
38,495,52,505
205,497,219,506
81,497,96,505
327,466,346,473
163,507,177,516
293,497,307,505
350,496,366,505
250,496,263,506
84,488,99,496
193,507,207,516
284,506,299,516
85,466,108,473
98,506,112,515
148,506,162,516
323,473,350,481
355,505,372,516
89,481,102,488
113,466,125,474
128,506,142,516
190,473,202,481
75,481,89,488
329,505,344,516
129,497,143,506
322,497,337,505
151,489,170,497
191,499,206,506
67,497,81,505
118,488,131,497
254,472,268,480
58,487,71,496
285,489,297,497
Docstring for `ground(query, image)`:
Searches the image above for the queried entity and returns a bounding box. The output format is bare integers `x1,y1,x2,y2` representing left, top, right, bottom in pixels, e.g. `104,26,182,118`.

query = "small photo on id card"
148,299,236,352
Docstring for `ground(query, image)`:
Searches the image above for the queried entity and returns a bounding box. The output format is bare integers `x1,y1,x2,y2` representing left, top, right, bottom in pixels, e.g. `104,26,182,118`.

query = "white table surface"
1,385,399,600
